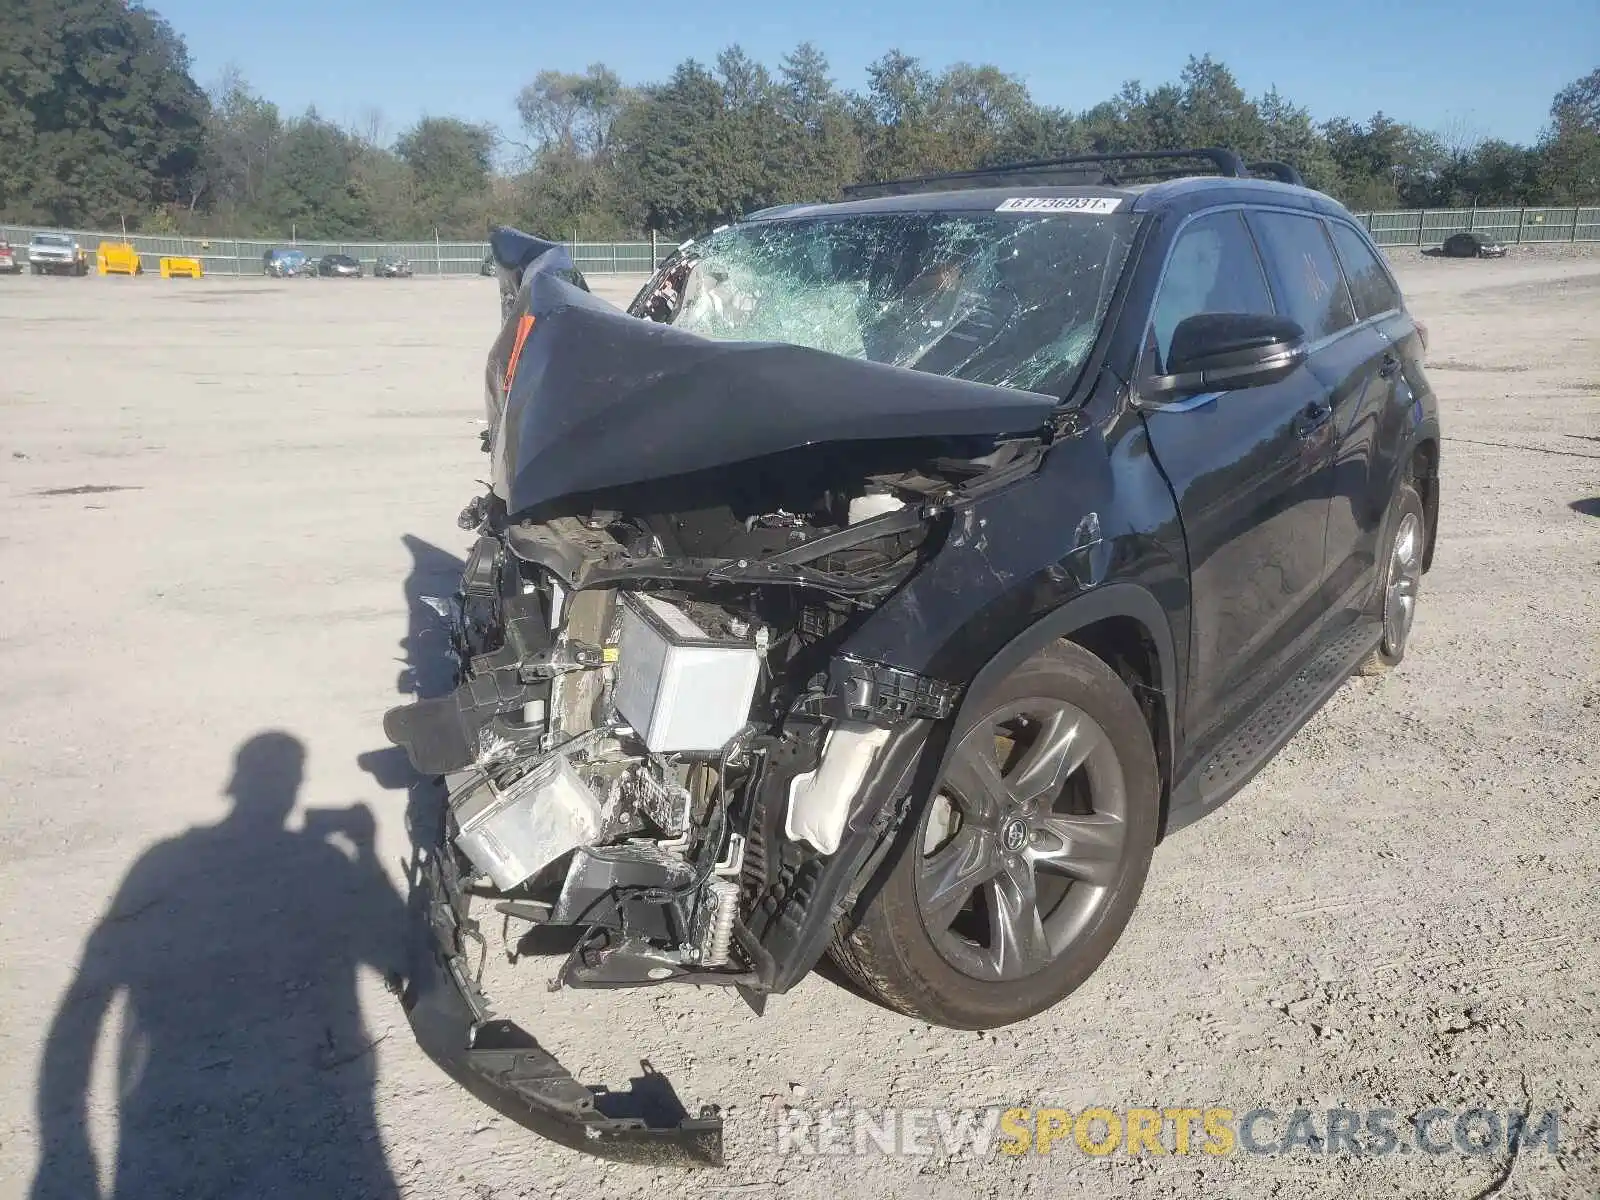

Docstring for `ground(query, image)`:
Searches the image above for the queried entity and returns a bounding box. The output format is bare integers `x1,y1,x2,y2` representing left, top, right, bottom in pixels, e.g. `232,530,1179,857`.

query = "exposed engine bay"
388,431,1049,990
386,227,1079,1164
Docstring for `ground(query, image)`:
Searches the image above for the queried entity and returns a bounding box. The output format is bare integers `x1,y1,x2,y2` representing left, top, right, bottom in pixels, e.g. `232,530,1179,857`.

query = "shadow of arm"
31,927,117,1200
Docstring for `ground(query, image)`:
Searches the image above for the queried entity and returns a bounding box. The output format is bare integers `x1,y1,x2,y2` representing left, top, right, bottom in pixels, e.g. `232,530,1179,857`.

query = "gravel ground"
0,258,1595,1199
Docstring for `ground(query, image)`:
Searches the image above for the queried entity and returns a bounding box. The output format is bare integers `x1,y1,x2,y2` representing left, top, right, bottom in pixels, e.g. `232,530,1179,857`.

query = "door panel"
1309,323,1392,609
1137,208,1341,765
1244,208,1391,623
1321,221,1418,609
1144,371,1334,763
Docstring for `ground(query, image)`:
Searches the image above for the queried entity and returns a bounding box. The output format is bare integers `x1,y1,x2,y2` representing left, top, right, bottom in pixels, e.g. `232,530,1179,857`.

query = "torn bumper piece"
400,849,725,1167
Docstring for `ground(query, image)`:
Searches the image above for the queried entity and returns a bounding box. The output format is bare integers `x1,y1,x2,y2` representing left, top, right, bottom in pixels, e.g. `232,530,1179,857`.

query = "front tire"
831,642,1161,1029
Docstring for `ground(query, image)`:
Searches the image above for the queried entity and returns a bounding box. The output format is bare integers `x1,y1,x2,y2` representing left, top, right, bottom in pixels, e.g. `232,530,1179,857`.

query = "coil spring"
701,878,740,967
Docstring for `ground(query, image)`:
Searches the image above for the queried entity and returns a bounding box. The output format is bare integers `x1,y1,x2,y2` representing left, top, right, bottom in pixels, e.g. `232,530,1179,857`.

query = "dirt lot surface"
0,258,1596,1199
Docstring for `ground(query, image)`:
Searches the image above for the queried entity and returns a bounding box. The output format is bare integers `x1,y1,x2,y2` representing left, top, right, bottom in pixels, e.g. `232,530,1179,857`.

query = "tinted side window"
1148,210,1275,373
1249,210,1357,341
1327,221,1402,319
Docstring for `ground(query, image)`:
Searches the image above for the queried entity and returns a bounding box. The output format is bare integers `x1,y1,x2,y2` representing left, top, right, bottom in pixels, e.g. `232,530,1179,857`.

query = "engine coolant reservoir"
848,493,905,524
785,722,892,855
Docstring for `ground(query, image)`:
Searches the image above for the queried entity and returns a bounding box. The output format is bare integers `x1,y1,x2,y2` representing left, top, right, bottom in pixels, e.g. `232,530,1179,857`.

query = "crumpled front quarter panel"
846,429,1115,680
842,419,1187,699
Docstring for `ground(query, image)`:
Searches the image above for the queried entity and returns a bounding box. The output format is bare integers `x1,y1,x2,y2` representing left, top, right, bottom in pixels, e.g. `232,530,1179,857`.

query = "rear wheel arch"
1409,437,1440,572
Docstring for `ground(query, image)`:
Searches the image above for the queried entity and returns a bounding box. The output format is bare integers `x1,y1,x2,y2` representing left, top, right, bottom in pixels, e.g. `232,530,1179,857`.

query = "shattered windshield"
631,210,1137,394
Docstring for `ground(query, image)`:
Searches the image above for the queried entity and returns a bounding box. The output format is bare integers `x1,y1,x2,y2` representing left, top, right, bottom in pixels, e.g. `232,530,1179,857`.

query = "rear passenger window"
1327,221,1402,319
1248,211,1357,341
1148,210,1275,373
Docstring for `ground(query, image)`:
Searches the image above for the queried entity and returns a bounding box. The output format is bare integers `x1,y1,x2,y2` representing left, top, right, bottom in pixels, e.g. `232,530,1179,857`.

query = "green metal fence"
569,243,667,273
0,227,676,276
4,208,1598,273
1355,206,1600,247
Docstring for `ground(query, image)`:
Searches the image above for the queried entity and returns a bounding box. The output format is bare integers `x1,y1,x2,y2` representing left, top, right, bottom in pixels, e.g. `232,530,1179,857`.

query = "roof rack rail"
1245,160,1306,187
740,202,809,222
842,148,1251,199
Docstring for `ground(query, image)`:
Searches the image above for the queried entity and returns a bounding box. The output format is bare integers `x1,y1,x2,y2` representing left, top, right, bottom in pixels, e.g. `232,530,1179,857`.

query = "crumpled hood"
486,239,1059,516
489,227,567,273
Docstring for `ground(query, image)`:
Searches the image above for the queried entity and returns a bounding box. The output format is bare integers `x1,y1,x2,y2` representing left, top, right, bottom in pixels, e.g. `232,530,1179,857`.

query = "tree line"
2,0,1596,240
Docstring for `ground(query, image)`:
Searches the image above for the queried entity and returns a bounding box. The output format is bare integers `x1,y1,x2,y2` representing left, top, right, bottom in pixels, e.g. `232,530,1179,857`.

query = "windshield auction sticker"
996,196,1123,213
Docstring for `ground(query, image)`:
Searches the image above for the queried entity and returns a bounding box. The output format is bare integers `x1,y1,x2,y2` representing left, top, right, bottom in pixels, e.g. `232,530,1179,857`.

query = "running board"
1165,618,1382,834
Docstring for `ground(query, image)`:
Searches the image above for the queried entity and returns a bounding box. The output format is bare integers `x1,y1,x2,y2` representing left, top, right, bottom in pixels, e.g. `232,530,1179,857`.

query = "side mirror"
1143,312,1307,401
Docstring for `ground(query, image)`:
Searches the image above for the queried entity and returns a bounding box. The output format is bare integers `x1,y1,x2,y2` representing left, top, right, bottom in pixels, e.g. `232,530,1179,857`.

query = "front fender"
937,581,1178,777
769,413,1192,988
840,411,1187,802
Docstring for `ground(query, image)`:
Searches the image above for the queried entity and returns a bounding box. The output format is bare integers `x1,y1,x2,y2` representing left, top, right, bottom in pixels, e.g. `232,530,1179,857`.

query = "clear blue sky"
156,0,1596,149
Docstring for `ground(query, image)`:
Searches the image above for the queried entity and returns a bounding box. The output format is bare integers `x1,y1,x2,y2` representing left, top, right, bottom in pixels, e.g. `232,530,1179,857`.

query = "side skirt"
1164,616,1382,834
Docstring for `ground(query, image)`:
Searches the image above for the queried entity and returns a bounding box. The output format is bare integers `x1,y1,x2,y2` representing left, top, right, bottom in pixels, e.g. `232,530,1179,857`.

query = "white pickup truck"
28,232,89,276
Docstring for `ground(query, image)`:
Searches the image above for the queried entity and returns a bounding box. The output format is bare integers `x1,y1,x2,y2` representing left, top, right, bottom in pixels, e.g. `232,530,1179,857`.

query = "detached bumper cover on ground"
400,841,726,1167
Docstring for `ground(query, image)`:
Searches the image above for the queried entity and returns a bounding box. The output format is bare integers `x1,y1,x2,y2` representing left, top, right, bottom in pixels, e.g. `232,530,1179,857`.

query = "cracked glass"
633,211,1138,396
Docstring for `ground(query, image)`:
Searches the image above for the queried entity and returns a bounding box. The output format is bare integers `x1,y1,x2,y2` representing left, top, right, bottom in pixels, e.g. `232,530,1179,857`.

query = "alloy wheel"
916,698,1129,981
1382,511,1422,657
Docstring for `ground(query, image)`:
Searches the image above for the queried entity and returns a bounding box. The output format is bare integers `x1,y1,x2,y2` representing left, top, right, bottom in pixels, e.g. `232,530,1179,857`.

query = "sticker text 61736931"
996,197,1123,214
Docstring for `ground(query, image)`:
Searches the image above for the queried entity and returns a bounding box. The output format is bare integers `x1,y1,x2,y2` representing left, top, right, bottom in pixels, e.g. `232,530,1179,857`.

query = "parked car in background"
0,240,19,274
263,248,312,277
375,255,413,278
1441,231,1507,259
317,253,363,278
28,233,89,276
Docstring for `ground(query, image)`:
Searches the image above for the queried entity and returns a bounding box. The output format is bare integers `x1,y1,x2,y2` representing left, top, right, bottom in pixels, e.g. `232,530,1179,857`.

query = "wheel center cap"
999,817,1030,854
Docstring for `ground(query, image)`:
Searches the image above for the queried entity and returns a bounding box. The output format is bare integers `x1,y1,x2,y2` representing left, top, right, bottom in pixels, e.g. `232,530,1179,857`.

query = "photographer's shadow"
31,732,406,1199
358,534,463,918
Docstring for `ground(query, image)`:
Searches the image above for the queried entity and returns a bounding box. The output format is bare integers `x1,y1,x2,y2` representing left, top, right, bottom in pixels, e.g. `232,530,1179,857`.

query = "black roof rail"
842,147,1251,199
740,202,809,222
1245,160,1306,187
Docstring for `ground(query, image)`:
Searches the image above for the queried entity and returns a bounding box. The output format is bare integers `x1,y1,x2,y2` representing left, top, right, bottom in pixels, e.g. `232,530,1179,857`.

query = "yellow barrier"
97,241,143,276
159,256,203,279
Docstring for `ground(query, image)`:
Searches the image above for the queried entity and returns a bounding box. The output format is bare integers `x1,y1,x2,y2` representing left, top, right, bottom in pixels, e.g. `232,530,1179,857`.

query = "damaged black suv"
386,148,1440,1164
